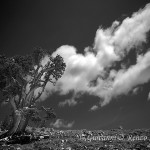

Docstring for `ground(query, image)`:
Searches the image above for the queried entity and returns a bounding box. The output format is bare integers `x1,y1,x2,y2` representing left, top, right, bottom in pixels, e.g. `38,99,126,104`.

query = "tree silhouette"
0,47,66,138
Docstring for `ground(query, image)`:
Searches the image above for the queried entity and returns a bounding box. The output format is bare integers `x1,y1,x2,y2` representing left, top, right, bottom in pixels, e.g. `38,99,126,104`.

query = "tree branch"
10,97,17,111
32,86,45,102
25,66,55,103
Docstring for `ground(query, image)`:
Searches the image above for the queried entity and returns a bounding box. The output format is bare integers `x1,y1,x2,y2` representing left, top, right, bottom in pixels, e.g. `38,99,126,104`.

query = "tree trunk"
0,98,22,138
17,114,30,133
7,110,22,135
0,110,30,139
0,88,38,138
15,88,36,133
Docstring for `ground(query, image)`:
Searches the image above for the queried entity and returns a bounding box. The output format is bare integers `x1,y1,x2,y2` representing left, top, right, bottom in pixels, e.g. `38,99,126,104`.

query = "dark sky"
0,0,150,130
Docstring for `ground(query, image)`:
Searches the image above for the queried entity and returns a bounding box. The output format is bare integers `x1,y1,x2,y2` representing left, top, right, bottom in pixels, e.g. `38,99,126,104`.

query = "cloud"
50,119,74,128
52,45,102,95
59,98,77,107
132,87,140,95
90,105,99,111
40,3,150,108
112,3,150,53
99,50,150,106
58,91,82,107
113,51,150,93
148,92,150,100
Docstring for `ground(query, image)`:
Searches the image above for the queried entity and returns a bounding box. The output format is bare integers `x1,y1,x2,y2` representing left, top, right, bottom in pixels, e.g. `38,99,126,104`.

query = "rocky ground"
0,127,150,150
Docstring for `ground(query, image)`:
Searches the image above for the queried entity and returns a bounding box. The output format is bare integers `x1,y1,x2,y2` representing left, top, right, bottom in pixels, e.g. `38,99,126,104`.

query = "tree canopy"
0,47,66,105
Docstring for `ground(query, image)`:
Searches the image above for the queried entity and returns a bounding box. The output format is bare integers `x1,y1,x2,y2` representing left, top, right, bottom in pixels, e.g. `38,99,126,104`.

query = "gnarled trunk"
0,109,22,138
16,114,30,133
0,87,40,139
0,98,28,138
7,110,22,135
7,97,22,135
13,88,36,134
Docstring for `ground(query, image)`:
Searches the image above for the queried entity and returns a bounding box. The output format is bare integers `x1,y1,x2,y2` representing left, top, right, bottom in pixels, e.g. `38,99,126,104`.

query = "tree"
0,47,66,138
30,106,56,128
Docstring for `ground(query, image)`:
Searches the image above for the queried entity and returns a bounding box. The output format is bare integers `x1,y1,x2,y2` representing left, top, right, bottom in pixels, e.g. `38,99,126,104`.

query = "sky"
0,0,150,130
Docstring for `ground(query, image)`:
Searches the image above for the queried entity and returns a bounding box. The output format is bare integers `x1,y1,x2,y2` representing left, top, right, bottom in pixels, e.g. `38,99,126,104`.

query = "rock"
61,139,64,143
147,143,150,148
44,135,49,139
66,147,71,150
39,136,44,139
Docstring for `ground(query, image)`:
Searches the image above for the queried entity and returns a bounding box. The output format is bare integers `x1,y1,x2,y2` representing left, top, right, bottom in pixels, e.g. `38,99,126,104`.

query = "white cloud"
59,98,77,107
90,105,99,111
58,91,82,107
39,3,150,107
148,92,150,100
113,3,150,53
132,87,140,94
99,51,150,106
112,51,150,93
50,119,74,128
